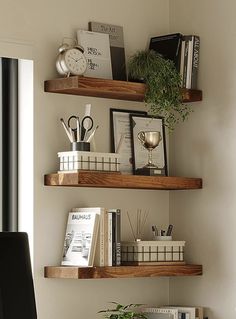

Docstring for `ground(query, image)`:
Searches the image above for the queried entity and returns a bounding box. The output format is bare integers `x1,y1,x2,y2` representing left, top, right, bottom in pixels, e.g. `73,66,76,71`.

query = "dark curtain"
1,58,18,231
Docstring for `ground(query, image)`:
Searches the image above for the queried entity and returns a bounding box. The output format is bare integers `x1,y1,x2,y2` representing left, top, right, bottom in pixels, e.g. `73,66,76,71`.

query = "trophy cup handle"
137,131,145,143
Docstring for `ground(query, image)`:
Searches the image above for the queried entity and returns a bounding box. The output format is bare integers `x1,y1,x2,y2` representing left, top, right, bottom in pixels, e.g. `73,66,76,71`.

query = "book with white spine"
72,207,107,266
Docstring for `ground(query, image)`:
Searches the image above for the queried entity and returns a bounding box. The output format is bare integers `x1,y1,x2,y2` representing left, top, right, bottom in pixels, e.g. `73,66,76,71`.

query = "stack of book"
180,35,200,89
61,207,121,267
149,33,200,89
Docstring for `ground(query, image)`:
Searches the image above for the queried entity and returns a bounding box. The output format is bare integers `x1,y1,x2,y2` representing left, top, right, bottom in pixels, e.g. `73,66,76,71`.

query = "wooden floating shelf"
44,76,202,103
44,171,202,190
44,264,203,279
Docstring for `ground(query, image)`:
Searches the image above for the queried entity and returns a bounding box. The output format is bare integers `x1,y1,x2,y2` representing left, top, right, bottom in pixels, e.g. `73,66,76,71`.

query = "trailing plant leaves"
128,50,193,131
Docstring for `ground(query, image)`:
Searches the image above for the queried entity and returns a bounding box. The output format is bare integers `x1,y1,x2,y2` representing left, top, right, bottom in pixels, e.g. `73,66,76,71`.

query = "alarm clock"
56,42,87,77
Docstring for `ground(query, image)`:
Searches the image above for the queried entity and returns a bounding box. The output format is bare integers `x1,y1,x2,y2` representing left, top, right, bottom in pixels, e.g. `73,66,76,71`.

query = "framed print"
130,115,167,176
110,108,147,174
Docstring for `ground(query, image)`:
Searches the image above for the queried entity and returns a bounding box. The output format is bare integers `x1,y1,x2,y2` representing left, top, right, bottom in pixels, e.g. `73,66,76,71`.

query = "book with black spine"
149,33,183,71
191,36,200,89
109,208,121,266
88,21,127,81
180,40,186,86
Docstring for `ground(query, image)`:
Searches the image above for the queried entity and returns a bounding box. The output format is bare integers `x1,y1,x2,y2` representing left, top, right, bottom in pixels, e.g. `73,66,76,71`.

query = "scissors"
68,115,93,142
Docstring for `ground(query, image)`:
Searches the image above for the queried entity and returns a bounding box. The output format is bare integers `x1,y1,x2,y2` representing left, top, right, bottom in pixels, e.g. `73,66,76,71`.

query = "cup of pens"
60,109,98,152
152,224,173,241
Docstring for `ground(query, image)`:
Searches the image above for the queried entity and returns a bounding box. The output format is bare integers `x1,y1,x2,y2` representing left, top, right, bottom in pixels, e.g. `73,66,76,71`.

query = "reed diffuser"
126,209,149,241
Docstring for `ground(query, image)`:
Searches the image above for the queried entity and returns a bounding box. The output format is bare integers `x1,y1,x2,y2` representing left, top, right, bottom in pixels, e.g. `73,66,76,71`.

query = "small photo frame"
130,115,167,176
110,108,147,174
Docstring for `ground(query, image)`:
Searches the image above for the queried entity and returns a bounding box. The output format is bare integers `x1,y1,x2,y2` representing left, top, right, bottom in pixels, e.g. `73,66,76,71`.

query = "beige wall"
2,0,231,317
169,1,236,318
0,1,172,318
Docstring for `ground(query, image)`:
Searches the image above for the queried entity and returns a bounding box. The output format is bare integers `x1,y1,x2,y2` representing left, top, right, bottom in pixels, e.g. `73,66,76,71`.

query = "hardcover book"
107,211,113,266
77,30,112,79
108,208,121,266
61,211,99,267
181,35,200,89
191,35,200,89
185,35,194,89
72,207,107,266
149,33,183,71
88,21,127,81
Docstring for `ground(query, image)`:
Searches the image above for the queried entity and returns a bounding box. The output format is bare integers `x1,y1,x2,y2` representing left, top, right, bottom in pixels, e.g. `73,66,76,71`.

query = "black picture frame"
110,108,147,174
130,114,168,176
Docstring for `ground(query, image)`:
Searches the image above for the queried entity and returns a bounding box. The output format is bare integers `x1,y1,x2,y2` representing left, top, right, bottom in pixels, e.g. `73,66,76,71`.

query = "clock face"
65,48,87,75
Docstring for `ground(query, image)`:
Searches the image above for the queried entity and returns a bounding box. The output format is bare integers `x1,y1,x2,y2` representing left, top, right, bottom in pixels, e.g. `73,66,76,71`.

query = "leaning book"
88,21,127,81
61,211,100,267
77,29,112,79
71,207,107,266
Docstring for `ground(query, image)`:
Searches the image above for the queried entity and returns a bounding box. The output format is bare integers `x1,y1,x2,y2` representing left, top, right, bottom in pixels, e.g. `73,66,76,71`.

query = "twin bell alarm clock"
56,39,87,77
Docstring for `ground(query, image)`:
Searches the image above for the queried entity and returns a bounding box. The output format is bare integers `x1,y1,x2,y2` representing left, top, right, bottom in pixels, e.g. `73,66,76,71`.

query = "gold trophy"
136,131,163,176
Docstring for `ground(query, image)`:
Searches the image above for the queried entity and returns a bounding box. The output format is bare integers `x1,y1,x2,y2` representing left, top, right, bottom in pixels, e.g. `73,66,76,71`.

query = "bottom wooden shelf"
44,264,203,279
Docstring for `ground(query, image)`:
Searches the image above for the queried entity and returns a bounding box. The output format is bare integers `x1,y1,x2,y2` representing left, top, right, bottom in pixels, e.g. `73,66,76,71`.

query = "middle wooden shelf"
44,171,202,190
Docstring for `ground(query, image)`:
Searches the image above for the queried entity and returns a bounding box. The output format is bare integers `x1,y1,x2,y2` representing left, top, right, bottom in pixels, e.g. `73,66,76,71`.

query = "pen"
86,125,99,142
76,116,80,142
166,224,173,236
60,118,73,143
152,225,158,236
152,226,156,238
69,127,75,142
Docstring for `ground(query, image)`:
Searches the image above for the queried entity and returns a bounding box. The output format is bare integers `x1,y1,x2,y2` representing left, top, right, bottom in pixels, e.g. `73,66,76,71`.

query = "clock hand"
75,58,83,62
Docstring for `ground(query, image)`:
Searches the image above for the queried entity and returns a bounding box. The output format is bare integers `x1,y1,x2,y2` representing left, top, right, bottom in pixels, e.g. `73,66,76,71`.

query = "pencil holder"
154,236,172,241
58,151,120,172
71,142,90,152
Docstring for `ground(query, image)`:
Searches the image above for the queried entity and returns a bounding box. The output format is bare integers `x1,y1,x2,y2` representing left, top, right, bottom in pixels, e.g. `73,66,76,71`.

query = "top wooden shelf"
44,76,202,103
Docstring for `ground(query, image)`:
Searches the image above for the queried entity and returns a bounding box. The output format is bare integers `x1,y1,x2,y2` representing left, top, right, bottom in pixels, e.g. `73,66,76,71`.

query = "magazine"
61,211,99,267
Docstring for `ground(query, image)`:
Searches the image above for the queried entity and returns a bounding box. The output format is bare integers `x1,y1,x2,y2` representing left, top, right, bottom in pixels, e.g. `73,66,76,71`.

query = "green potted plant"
128,50,192,131
99,302,148,319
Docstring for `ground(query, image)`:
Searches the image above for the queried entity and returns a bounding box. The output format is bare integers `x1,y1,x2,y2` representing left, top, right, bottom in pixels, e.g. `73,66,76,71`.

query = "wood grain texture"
44,76,202,103
44,171,202,190
44,264,203,279
181,88,202,102
44,76,145,101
